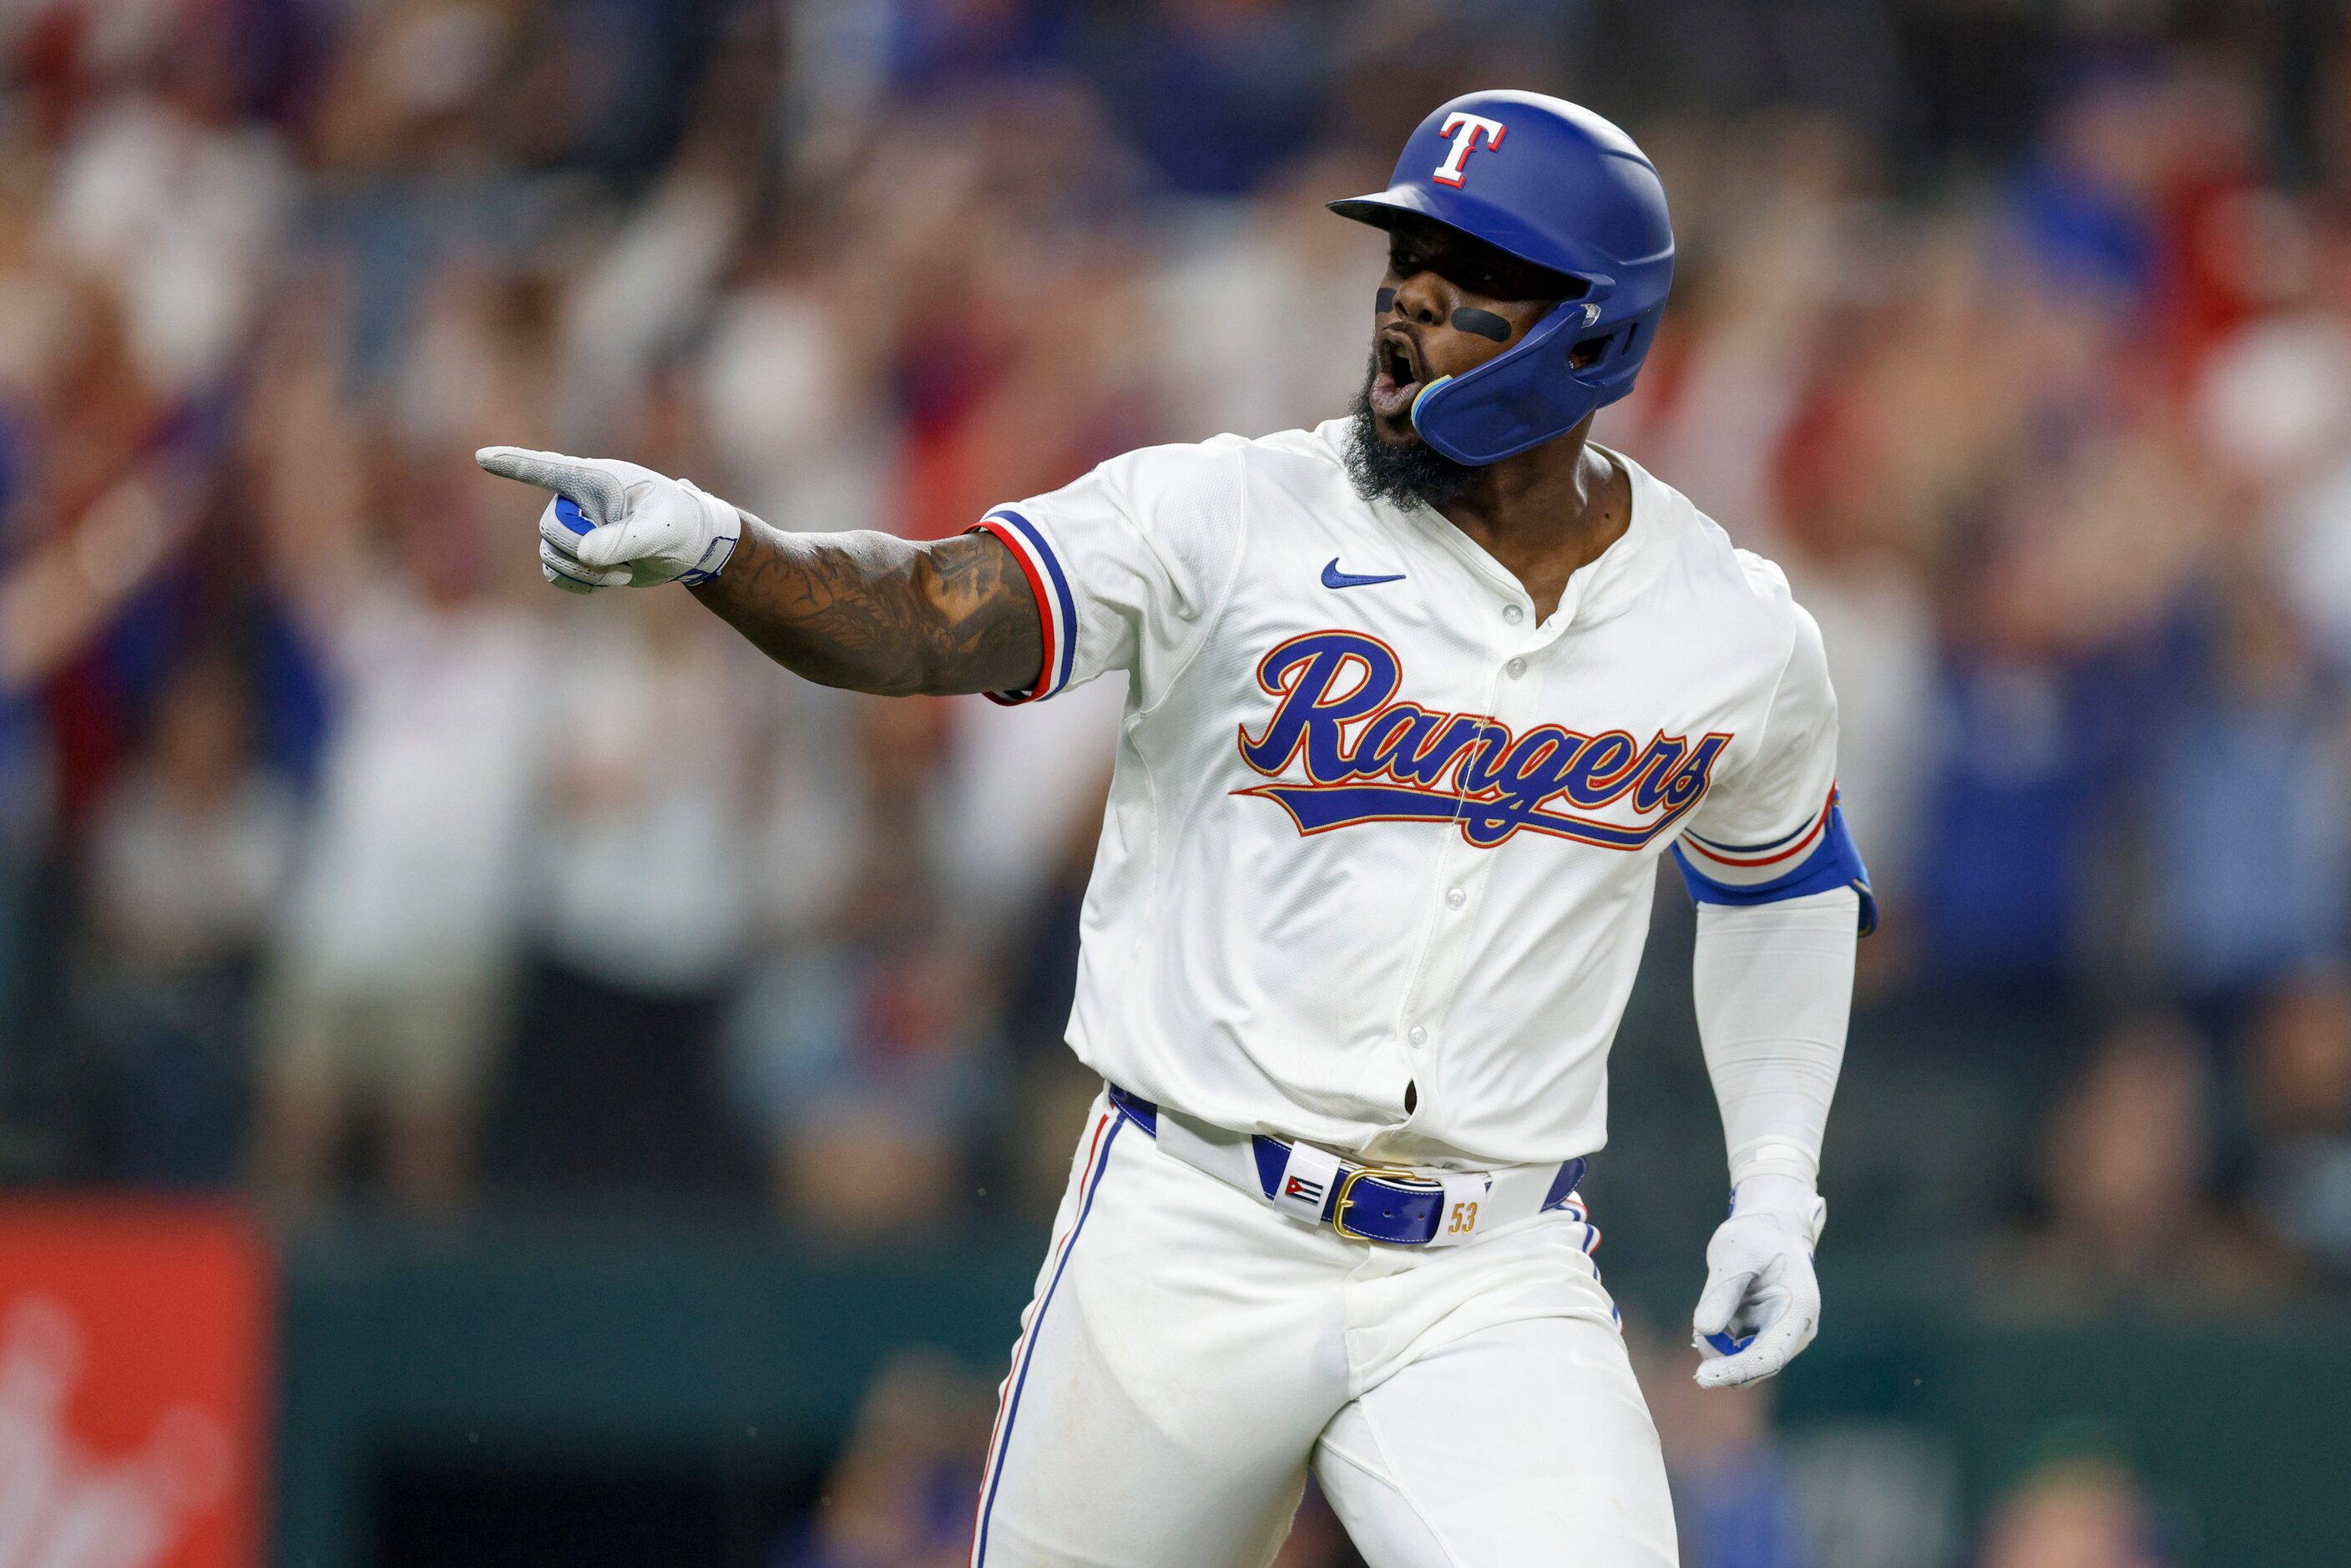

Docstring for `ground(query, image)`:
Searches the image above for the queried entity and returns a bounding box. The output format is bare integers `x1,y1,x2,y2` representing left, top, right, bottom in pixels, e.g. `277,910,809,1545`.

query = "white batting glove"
1691,1174,1826,1389
475,447,740,594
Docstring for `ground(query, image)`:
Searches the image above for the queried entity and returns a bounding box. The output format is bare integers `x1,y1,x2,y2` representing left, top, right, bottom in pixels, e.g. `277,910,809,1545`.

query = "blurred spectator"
2243,971,2351,1270
2146,576,2351,1008
724,696,990,1232
1977,1449,2178,1568
697,250,897,537
858,90,1158,544
254,444,547,1215
1145,149,1388,445
0,247,199,755
395,260,563,457
42,10,291,398
2000,64,2174,314
488,589,768,1195
302,0,544,387
1911,452,2203,989
769,1348,992,1568
77,652,293,1187
1986,1014,2287,1318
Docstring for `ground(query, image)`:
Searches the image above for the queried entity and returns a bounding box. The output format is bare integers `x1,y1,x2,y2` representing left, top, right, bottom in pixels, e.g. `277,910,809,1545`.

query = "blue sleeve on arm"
1673,801,1878,937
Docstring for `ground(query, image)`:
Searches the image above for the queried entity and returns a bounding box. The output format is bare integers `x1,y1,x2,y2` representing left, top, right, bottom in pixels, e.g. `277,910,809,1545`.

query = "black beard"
1343,356,1481,508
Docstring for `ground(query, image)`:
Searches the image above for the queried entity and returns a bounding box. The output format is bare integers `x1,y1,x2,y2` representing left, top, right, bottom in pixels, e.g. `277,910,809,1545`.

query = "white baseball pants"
968,1092,1678,1567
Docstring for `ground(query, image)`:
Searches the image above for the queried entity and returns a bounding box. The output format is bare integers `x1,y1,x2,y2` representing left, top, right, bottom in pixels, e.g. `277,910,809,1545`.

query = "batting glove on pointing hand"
1691,1173,1827,1389
475,447,740,594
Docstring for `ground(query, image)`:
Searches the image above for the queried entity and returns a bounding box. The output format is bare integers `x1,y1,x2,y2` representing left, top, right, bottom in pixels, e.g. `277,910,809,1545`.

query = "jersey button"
1444,886,1466,909
1408,1025,1428,1046
1506,657,1527,679
1503,604,1524,625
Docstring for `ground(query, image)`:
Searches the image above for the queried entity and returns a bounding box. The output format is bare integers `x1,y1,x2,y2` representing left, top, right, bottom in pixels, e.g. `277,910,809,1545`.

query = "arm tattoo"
689,512,1044,697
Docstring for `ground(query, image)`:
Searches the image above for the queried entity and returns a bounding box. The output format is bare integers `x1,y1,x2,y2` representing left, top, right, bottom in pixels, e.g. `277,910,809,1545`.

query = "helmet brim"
1328,188,1460,237
1327,187,1607,294
1327,193,1415,226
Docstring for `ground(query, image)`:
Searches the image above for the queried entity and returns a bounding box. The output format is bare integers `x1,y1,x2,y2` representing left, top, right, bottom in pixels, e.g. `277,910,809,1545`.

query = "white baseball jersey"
973,419,1870,1171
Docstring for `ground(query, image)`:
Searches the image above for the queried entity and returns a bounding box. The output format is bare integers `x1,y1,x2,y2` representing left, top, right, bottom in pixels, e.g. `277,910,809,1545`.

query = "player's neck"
1429,427,1630,621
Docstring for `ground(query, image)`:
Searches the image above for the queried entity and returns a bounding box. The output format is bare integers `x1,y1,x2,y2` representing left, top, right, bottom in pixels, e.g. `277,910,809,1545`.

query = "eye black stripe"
1452,306,1511,341
1375,287,1396,313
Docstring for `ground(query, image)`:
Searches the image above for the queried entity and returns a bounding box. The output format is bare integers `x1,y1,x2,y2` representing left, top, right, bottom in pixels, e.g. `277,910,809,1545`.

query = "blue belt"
1107,1085,1587,1247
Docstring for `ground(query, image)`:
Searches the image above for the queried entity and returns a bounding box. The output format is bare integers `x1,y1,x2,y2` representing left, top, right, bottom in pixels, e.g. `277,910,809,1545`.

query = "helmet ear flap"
1410,302,1607,465
1570,312,1643,375
1589,301,1668,409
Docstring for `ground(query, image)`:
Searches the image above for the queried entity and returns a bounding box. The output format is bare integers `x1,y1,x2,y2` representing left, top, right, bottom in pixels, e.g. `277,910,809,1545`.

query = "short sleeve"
1671,604,1877,934
968,442,1246,707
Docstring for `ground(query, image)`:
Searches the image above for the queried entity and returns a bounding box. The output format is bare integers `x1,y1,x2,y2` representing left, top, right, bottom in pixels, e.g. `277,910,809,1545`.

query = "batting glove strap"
671,480,740,586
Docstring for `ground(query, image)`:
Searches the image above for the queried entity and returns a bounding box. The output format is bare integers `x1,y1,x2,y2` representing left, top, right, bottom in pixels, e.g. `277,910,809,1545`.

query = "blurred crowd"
6,0,2351,1561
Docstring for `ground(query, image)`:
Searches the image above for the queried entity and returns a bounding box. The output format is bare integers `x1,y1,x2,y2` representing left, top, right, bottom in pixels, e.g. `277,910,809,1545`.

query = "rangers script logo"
1235,630,1729,849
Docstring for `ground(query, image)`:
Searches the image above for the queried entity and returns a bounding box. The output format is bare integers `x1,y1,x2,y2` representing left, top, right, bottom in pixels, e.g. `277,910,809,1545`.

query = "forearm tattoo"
690,513,1044,697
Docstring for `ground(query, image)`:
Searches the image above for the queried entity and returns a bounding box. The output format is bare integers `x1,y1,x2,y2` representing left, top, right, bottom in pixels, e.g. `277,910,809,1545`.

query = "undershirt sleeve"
1693,885,1858,1188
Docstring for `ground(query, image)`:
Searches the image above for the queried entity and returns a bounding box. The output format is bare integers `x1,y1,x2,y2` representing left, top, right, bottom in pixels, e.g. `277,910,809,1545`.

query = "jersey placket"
1388,574,1581,1127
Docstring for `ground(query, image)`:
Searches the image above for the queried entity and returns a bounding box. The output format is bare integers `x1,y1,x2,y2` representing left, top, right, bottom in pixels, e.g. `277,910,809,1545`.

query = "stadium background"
4,0,2351,1564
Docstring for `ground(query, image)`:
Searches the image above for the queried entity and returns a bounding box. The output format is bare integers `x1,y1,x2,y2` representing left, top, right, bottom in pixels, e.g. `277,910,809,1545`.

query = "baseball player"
480,90,1871,1568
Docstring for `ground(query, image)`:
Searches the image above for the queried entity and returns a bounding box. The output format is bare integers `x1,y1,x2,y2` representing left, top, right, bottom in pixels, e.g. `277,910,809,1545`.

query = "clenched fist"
1691,1173,1827,1388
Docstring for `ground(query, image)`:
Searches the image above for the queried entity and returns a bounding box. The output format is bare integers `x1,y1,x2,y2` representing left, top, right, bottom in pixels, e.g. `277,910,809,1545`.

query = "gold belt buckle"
1331,1164,1444,1243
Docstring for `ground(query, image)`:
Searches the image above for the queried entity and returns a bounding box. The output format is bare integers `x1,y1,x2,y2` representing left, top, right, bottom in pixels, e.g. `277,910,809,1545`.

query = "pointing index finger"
473,447,628,527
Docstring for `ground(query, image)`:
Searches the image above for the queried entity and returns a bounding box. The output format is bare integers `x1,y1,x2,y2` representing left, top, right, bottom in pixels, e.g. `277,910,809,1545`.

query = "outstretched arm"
691,518,1041,697
476,447,1042,698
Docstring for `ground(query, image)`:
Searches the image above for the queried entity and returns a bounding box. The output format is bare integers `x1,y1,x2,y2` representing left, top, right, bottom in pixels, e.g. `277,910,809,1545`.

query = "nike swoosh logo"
1322,558,1407,589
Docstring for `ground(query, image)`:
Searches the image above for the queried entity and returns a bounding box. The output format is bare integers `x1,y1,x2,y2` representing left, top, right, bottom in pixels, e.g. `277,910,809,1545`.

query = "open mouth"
1369,331,1423,421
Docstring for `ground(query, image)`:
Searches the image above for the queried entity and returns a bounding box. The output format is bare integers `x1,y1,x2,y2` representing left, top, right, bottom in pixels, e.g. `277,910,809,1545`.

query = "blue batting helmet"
1330,91,1675,465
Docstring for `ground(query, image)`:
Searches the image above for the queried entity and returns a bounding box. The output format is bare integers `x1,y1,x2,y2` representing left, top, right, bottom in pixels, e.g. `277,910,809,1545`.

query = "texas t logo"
1432,112,1507,187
